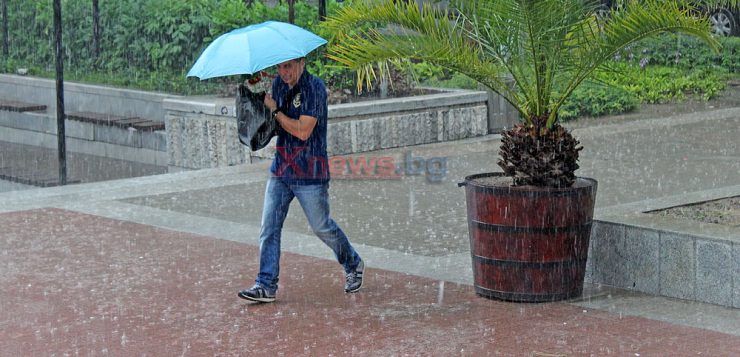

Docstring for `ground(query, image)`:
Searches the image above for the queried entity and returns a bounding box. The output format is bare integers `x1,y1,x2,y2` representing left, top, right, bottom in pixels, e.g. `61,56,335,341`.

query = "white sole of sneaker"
238,291,275,303
346,281,363,293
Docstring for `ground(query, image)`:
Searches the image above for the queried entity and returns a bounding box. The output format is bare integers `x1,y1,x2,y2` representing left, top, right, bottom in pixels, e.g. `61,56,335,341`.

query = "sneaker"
344,259,364,293
238,285,275,303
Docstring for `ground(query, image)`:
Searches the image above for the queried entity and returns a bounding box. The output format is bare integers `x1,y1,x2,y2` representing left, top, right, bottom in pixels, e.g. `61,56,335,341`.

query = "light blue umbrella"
187,21,327,80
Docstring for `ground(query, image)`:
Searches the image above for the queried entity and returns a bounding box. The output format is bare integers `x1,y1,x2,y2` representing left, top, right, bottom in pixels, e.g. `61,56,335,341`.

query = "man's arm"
274,112,317,141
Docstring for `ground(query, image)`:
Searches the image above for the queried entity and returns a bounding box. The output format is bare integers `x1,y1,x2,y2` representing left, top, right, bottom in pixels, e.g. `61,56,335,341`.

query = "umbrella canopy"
187,21,327,80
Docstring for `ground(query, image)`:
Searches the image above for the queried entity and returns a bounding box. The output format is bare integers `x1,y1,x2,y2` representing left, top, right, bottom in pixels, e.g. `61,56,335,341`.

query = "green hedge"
2,2,738,120
617,34,740,73
0,0,352,95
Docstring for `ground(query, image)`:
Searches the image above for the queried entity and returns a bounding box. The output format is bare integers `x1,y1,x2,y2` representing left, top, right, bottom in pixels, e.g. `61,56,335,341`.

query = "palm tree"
323,0,735,187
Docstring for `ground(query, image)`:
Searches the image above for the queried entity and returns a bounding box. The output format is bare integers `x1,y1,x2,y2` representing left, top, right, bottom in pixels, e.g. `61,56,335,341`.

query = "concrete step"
0,167,81,187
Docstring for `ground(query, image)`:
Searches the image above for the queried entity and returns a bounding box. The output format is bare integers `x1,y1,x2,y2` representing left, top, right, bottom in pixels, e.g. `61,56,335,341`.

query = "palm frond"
324,0,723,128
323,0,522,112
550,0,719,126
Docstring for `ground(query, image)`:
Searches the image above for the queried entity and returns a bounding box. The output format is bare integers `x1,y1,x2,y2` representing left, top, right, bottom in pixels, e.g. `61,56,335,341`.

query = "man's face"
276,59,304,87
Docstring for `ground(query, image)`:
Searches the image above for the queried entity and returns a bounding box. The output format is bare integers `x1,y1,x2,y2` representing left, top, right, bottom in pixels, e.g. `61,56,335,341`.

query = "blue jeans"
255,177,362,294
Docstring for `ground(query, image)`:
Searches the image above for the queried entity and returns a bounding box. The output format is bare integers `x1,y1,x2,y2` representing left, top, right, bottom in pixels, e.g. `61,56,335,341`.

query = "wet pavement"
0,179,32,193
0,141,166,187
2,208,739,356
0,104,739,354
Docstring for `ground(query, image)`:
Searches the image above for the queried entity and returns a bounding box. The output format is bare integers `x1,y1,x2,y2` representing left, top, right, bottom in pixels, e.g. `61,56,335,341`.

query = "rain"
1,0,740,355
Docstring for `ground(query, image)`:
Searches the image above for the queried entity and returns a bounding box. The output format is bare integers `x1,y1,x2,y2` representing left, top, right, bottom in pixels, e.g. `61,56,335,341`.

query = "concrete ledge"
0,74,177,121
0,126,167,166
589,187,740,308
0,110,166,153
327,90,489,119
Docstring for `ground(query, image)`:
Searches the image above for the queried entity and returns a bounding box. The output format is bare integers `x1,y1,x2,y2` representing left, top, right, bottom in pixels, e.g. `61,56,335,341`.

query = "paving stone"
734,242,740,309
0,140,165,187
695,240,733,306
625,227,660,294
355,118,382,152
588,222,629,288
1,208,739,355
659,232,696,300
379,115,402,149
327,120,352,156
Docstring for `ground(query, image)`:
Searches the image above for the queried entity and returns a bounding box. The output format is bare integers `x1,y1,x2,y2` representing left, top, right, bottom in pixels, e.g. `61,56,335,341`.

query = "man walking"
238,57,364,303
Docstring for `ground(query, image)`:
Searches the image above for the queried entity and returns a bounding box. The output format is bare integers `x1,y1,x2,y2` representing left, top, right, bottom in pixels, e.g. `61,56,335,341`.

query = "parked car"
708,6,739,36
599,1,739,36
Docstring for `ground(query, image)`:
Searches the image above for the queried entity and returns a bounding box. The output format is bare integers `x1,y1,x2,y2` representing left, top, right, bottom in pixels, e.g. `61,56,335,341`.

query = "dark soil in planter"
326,87,441,105
471,174,595,190
651,196,740,227
219,82,442,104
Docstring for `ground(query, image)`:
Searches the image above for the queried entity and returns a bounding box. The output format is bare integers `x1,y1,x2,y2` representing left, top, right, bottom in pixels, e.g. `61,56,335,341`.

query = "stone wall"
0,74,175,122
587,220,740,308
0,75,518,170
164,90,496,170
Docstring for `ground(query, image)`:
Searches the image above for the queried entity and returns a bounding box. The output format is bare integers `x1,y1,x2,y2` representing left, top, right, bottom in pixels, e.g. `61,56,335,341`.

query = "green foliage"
324,0,721,128
1,0,735,109
420,72,479,90
559,61,727,121
599,63,728,103
0,0,356,95
410,61,445,81
140,0,215,71
397,60,475,89
615,34,740,73
306,56,355,91
558,83,638,121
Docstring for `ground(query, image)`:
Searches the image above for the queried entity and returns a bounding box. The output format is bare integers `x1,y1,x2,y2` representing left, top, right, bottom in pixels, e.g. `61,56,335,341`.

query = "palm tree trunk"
288,0,295,24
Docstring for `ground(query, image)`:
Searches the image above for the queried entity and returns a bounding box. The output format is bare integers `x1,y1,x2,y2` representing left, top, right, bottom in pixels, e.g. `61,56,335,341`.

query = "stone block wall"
587,220,740,308
166,110,250,169
164,90,495,170
326,104,487,156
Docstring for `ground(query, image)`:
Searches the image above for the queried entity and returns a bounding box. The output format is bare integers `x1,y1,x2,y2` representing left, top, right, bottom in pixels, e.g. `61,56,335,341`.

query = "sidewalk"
1,106,739,355
0,140,166,187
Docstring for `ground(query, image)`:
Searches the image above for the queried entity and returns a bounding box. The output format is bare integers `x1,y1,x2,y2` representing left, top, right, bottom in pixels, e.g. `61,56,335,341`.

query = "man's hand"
264,93,277,113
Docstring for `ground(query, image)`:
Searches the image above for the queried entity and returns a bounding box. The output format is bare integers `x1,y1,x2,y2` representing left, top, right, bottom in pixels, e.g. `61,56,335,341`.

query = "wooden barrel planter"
459,172,598,302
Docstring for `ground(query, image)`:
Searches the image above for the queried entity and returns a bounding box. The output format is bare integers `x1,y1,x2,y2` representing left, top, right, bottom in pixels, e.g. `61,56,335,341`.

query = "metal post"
288,0,295,24
92,0,100,60
1,0,8,56
319,0,326,21
54,0,67,185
